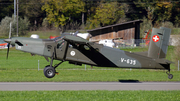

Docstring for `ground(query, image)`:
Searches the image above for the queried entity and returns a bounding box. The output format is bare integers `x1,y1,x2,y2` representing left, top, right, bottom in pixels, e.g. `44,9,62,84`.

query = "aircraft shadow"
118,79,141,83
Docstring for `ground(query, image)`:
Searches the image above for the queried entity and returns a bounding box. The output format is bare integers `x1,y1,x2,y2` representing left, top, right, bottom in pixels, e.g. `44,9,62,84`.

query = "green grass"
172,28,180,35
0,69,180,82
0,91,180,101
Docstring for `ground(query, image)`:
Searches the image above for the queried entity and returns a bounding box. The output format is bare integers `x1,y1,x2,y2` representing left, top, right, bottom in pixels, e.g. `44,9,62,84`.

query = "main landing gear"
43,61,63,78
166,71,173,79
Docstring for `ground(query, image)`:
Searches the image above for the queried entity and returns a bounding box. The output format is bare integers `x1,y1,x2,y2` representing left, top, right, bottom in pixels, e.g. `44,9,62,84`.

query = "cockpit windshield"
53,36,63,41
55,37,64,49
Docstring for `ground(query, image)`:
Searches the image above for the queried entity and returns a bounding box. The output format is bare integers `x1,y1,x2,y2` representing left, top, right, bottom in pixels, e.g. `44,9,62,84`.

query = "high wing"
63,35,103,51
64,35,91,45
63,35,118,67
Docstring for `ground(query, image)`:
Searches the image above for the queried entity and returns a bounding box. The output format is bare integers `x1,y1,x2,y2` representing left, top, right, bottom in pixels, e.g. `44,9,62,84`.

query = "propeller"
4,38,11,59
4,39,23,59
6,42,10,59
4,22,12,59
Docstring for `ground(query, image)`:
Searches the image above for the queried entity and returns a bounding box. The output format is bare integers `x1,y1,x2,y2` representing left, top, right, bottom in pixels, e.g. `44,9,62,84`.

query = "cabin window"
84,45,90,50
57,40,64,49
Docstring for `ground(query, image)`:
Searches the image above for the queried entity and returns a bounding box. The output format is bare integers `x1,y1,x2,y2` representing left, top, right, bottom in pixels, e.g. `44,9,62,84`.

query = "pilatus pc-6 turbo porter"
4,27,173,79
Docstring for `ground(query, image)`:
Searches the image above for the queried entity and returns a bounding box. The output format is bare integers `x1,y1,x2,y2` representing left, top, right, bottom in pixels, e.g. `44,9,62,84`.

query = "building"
87,20,143,46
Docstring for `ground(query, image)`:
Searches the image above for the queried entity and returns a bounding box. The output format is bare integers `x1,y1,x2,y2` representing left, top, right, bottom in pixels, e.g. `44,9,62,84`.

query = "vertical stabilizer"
148,27,171,59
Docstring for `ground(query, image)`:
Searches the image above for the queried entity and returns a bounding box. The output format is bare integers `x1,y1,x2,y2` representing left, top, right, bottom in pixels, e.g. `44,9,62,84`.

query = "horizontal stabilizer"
155,58,173,64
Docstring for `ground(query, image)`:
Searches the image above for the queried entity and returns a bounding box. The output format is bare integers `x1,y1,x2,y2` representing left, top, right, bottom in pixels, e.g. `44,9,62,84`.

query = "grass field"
0,90,180,101
172,28,180,35
0,69,180,82
0,46,180,82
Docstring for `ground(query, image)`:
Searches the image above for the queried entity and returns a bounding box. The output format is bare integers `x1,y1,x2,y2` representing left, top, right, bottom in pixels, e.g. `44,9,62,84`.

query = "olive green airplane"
4,27,173,79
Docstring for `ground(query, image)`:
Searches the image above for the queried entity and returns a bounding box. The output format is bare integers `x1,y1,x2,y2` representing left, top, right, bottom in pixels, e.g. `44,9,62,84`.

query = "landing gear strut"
166,71,173,79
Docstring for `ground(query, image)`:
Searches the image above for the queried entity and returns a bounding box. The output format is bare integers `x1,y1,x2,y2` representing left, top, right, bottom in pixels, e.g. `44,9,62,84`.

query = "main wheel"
43,66,55,78
45,65,50,67
168,74,173,79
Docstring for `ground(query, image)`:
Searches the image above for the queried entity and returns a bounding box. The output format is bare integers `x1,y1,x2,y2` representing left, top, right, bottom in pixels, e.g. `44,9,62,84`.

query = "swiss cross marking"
152,35,160,42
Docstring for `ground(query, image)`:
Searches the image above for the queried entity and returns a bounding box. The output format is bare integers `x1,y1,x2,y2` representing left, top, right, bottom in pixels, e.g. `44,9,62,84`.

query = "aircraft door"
55,40,66,60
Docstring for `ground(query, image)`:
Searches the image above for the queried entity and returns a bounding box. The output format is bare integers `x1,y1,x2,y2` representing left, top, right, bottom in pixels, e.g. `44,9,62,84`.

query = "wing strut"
44,56,49,62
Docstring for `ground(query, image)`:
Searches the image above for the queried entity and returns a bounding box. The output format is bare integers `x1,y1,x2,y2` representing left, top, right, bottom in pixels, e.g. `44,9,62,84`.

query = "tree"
0,15,30,36
87,1,125,29
154,2,173,25
0,0,14,21
134,0,157,28
134,0,173,27
41,0,85,33
140,17,151,38
172,2,180,27
18,0,45,28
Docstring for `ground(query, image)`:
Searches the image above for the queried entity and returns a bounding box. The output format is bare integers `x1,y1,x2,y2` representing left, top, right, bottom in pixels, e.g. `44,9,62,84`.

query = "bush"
0,15,30,37
42,18,50,29
174,44,180,67
160,21,174,34
18,17,30,35
0,16,12,36
161,21,174,29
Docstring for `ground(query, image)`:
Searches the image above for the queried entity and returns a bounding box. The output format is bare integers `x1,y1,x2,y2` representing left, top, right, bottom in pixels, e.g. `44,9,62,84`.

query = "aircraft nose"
4,38,16,45
4,38,11,43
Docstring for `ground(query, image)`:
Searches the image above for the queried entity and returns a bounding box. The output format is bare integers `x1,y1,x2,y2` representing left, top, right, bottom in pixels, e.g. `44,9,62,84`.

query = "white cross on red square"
152,35,160,42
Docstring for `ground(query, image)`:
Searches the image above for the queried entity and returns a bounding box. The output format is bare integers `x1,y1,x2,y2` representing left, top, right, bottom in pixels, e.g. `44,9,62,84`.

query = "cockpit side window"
84,45,90,50
57,40,64,49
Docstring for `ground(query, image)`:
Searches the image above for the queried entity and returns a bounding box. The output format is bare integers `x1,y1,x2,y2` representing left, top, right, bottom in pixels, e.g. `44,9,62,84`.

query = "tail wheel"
43,66,55,78
168,74,173,79
166,71,173,79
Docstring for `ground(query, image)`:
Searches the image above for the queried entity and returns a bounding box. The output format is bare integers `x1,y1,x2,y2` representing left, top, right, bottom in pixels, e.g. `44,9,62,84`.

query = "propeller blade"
6,43,10,59
6,22,12,59
4,38,11,59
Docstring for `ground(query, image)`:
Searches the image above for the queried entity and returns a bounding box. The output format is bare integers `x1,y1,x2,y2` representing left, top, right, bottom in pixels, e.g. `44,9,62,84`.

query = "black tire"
43,66,55,78
45,65,50,68
168,74,173,79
